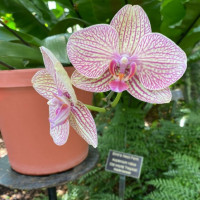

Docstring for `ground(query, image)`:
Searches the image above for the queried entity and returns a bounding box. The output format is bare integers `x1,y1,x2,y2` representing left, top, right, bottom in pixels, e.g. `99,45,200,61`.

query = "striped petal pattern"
110,5,151,55
40,47,77,103
49,105,70,146
32,69,57,100
135,33,187,90
127,75,172,104
70,101,98,148
32,47,98,147
67,24,119,78
71,70,112,92
67,5,186,105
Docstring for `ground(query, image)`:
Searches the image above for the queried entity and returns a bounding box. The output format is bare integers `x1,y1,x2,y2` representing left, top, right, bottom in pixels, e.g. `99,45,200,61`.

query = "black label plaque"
105,150,143,179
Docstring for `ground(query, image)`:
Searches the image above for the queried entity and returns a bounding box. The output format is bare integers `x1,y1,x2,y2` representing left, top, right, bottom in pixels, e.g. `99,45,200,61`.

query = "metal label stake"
48,187,57,200
119,175,126,200
105,150,143,199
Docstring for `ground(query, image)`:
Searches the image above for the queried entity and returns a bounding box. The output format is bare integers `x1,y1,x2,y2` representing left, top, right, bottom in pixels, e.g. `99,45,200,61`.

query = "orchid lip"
50,103,71,128
49,91,71,128
109,79,129,92
108,57,137,92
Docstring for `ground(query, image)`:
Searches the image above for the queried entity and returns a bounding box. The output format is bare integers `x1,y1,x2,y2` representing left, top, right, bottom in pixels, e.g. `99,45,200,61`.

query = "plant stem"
0,60,15,70
111,92,122,108
0,20,30,47
85,92,122,113
85,104,106,113
106,91,115,102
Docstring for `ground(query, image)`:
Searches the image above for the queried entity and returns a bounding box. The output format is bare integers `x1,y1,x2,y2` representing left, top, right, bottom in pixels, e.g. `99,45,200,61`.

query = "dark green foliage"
0,0,199,69
67,98,149,199
145,108,200,200
0,1,199,199
65,92,200,199
146,153,200,200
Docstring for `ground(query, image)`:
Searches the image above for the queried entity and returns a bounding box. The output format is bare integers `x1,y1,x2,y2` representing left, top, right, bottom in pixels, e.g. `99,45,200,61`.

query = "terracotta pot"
0,67,92,175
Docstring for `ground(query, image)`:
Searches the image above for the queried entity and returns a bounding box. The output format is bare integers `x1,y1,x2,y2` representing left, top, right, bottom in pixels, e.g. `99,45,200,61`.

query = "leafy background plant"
0,0,199,69
0,0,200,199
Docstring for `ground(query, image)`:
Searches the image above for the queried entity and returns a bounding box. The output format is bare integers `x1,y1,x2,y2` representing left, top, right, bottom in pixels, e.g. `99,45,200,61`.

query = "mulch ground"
0,133,67,200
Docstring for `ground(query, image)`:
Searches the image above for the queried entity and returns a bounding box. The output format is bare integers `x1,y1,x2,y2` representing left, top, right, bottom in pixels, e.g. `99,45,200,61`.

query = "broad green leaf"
0,66,10,70
177,0,200,54
0,27,19,41
178,0,200,32
160,0,186,41
53,0,75,9
0,13,17,30
0,0,49,39
0,56,43,70
0,56,26,69
179,21,200,55
0,41,42,63
0,27,42,46
49,18,90,35
187,43,200,62
48,0,78,17
161,0,186,25
18,0,57,28
42,34,71,65
161,0,200,46
51,3,64,19
188,50,200,62
72,0,125,24
128,0,162,32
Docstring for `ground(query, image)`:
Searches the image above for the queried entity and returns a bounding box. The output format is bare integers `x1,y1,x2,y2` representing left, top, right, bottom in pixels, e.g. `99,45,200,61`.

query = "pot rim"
0,67,73,88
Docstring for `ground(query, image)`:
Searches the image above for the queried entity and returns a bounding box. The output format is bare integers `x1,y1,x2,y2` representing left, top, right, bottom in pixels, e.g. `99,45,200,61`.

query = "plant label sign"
105,150,143,179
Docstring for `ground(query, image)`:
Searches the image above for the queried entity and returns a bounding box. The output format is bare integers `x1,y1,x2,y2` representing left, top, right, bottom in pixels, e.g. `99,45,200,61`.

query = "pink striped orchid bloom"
67,5,187,104
32,47,97,148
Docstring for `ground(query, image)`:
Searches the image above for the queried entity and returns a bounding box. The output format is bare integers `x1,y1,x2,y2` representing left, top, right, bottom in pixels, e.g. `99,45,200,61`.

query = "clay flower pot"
0,67,92,175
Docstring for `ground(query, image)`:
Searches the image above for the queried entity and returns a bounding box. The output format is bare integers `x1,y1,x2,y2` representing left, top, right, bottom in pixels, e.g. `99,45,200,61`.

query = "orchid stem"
85,92,122,113
106,91,114,102
85,104,106,113
111,92,122,108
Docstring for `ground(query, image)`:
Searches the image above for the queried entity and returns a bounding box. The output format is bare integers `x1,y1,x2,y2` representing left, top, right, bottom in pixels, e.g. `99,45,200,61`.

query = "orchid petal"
110,5,151,55
71,70,112,92
127,76,172,104
49,105,69,145
32,69,57,100
70,101,98,148
67,24,119,78
40,46,77,103
135,33,187,90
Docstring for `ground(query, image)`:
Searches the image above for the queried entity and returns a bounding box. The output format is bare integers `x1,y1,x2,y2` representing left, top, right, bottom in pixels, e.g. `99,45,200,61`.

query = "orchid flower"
67,5,187,104
32,47,97,148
